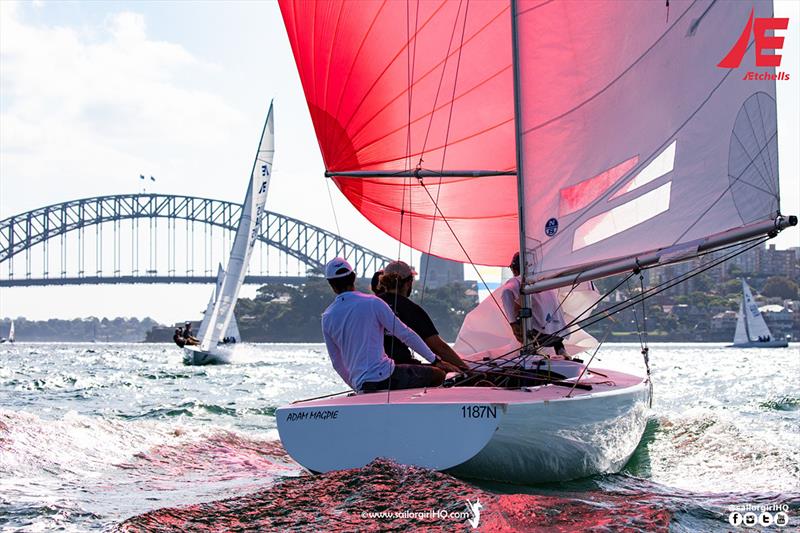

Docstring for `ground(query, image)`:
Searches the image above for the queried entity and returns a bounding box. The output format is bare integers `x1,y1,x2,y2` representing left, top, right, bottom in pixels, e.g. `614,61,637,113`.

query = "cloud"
0,2,246,216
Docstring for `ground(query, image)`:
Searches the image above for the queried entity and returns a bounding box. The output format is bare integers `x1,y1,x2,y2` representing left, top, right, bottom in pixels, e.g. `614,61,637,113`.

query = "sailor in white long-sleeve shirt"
500,252,569,357
322,258,456,392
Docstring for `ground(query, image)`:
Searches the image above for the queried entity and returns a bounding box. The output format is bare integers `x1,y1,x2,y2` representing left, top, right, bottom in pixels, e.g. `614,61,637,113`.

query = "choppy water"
1,342,798,531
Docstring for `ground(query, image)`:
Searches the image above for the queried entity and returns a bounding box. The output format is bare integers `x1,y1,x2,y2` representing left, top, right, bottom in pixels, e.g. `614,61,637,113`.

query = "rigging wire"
467,233,770,373
420,0,470,304
628,264,652,399
324,179,341,237
554,235,771,341
385,0,423,404
566,327,612,398
417,179,506,317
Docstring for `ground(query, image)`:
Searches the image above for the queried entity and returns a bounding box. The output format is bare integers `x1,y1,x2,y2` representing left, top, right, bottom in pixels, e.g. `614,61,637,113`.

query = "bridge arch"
0,194,391,285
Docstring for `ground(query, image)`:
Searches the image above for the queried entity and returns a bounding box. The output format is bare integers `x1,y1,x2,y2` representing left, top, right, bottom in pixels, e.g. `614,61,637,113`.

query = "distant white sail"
8,321,14,343
733,279,773,345
197,264,225,341
226,313,241,342
200,102,274,352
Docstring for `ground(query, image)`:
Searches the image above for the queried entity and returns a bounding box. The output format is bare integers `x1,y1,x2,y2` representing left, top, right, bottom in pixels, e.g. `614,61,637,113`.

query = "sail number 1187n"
461,405,497,419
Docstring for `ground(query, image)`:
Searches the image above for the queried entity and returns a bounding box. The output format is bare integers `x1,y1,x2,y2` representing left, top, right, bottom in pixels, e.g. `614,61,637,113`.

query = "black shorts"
361,364,445,392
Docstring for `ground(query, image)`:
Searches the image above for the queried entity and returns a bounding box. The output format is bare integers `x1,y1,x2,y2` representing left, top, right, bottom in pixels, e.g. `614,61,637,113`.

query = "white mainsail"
733,279,773,345
8,321,14,343
513,0,785,290
199,102,275,352
197,264,240,342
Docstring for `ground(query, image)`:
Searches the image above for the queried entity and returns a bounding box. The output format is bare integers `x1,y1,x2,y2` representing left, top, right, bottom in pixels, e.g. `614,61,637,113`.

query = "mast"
509,0,531,345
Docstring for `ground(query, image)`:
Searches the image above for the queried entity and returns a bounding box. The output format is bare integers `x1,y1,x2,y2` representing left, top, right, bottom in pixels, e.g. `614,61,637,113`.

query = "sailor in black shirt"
377,261,469,371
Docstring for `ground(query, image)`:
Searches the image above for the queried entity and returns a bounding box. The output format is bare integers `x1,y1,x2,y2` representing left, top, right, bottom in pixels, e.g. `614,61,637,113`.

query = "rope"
468,234,770,374
324,179,341,236
567,327,612,398
554,235,771,341
292,389,352,404
416,179,506,317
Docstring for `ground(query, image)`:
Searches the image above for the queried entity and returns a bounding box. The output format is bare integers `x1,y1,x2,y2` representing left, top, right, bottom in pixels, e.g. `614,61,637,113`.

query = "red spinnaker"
279,0,517,266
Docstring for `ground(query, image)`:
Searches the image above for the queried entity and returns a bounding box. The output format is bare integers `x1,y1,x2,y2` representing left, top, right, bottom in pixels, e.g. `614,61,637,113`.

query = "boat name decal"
461,405,497,419
285,409,339,422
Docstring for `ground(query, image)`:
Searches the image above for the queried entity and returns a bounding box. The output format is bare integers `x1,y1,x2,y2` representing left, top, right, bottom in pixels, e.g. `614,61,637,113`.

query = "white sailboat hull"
449,380,650,484
182,345,233,366
277,364,650,484
727,340,789,348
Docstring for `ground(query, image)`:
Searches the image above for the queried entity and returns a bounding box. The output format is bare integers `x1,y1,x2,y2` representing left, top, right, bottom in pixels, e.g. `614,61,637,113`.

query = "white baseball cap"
324,257,355,279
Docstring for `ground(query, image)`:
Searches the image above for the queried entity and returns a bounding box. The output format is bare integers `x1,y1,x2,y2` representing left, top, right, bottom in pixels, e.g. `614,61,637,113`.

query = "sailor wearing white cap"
321,257,450,392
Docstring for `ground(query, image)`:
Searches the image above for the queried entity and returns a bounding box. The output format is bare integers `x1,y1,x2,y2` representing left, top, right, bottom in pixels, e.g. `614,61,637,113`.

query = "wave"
1,409,297,530
119,458,677,532
623,410,800,493
115,401,278,420
759,396,800,412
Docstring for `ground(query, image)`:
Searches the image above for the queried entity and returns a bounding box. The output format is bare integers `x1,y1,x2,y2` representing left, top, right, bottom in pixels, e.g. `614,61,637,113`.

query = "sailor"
322,257,452,392
378,260,469,371
370,269,385,295
173,328,186,348
501,252,569,357
182,322,200,345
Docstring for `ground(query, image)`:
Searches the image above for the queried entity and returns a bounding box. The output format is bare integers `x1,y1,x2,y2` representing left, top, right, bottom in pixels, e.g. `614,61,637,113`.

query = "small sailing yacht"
275,0,795,484
728,279,788,348
183,102,275,365
0,320,12,343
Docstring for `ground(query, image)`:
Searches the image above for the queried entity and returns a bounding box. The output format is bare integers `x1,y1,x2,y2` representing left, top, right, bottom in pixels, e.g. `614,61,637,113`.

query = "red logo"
718,8,789,68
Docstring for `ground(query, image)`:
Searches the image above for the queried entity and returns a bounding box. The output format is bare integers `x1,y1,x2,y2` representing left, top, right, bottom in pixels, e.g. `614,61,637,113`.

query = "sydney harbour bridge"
0,194,391,288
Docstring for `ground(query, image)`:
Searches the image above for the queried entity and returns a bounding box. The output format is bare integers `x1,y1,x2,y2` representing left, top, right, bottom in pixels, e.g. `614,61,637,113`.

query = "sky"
1,0,798,324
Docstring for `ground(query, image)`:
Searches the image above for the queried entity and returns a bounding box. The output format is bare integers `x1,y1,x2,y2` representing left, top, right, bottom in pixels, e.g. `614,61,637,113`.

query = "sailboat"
183,102,275,365
275,0,796,483
728,279,788,348
0,320,13,343
188,264,242,358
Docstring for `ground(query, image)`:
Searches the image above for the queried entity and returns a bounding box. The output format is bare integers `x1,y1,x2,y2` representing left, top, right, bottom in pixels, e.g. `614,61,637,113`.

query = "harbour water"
1,342,798,531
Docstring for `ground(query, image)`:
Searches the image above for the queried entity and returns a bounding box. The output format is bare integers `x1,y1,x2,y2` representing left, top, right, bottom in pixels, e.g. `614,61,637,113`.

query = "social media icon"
774,512,789,527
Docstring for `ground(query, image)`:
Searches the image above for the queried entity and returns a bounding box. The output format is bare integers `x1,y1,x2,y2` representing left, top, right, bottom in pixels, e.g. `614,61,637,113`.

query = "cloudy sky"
1,1,798,324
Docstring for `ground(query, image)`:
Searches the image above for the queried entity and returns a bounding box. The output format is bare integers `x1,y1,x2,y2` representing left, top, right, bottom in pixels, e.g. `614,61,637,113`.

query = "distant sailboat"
183,101,275,365
728,279,788,348
195,264,241,343
0,320,13,343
